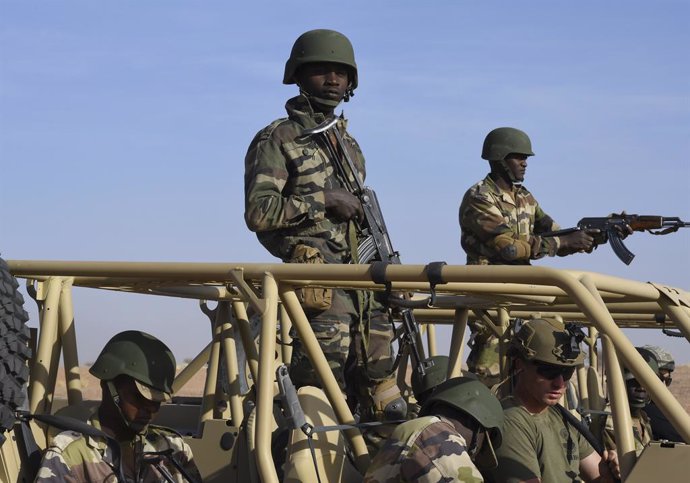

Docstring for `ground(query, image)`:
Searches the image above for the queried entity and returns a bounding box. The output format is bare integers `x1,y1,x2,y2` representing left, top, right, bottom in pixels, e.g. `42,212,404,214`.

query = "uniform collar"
483,174,519,206
285,95,348,131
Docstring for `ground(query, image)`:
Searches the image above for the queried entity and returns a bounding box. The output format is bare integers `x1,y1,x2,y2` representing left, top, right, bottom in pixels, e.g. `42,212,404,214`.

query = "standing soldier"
459,127,598,387
35,330,201,482
364,377,504,483
244,29,405,424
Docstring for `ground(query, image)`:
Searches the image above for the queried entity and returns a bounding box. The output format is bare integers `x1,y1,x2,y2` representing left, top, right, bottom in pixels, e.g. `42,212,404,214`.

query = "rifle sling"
555,403,604,456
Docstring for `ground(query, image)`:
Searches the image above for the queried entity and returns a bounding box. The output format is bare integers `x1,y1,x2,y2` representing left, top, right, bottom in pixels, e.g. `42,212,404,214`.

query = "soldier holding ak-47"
458,127,634,386
244,29,407,430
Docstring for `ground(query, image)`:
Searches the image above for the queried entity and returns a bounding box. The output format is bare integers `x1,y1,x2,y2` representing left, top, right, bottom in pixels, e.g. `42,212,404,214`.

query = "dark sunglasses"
533,362,575,381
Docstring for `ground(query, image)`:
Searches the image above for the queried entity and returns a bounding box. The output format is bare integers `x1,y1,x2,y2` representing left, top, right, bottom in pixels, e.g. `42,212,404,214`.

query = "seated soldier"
35,330,201,482
490,318,620,483
601,347,656,455
641,345,682,441
364,376,504,482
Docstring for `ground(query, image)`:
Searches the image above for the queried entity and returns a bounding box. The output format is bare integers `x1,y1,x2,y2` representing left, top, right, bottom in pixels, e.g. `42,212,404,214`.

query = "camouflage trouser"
289,288,397,417
466,329,502,388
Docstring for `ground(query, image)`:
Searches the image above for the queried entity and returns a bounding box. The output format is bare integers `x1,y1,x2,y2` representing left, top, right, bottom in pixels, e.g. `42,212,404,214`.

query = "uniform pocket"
290,244,333,311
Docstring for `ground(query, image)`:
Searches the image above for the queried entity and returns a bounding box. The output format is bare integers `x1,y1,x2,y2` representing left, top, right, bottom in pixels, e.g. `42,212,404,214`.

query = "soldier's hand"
609,211,634,239
324,188,363,222
599,449,621,482
613,223,634,239
558,228,599,255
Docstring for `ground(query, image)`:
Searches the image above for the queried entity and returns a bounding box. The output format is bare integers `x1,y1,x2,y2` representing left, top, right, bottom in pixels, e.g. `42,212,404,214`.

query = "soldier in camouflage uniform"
364,377,504,483
244,29,405,422
490,319,620,483
459,127,599,387
600,347,656,455
35,331,201,482
641,345,682,441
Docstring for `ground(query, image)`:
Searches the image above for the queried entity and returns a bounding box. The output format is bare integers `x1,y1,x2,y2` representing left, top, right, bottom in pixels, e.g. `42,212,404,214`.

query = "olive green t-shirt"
491,397,594,483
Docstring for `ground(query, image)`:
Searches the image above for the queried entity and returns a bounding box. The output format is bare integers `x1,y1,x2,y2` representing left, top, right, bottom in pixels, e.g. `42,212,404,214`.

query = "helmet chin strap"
107,380,149,434
498,159,522,187
298,88,342,110
297,80,355,111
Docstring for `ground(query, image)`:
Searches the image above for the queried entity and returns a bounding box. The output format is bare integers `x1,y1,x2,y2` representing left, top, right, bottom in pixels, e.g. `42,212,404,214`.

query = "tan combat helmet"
510,318,586,367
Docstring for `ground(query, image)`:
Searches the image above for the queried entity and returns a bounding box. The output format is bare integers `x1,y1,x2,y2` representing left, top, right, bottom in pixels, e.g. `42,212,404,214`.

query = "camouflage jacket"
244,95,366,263
364,415,483,483
459,175,561,265
34,412,200,483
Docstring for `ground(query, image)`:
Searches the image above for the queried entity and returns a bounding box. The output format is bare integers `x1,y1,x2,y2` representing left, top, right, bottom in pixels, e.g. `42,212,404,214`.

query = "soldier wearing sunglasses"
489,318,620,483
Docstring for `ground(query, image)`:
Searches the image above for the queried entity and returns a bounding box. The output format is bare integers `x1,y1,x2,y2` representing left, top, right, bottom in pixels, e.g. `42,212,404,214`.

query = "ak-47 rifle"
542,214,689,265
302,117,430,377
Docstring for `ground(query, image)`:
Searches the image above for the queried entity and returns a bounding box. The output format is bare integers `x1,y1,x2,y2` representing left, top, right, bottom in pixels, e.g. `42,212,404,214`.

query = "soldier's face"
115,377,162,432
503,154,528,182
296,62,350,102
515,359,570,411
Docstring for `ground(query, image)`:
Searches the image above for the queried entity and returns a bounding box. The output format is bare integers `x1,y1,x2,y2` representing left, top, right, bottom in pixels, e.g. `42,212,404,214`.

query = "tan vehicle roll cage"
6,260,690,482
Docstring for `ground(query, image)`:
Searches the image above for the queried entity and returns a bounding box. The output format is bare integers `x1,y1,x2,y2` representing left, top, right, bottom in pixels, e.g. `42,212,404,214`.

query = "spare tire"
0,256,31,433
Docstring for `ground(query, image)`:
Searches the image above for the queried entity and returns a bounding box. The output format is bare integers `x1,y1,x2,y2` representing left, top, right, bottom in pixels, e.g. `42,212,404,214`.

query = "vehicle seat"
282,386,361,483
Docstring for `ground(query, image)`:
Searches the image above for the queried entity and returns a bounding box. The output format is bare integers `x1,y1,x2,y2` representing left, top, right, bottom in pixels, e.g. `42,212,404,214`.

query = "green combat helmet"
641,345,675,372
481,127,535,162
283,29,357,90
90,330,176,403
510,319,586,366
283,29,358,89
411,355,449,404
420,377,504,470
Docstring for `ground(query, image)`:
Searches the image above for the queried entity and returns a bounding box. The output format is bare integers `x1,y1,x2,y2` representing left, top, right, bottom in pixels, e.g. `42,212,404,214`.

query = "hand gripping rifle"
302,117,430,377
541,214,689,265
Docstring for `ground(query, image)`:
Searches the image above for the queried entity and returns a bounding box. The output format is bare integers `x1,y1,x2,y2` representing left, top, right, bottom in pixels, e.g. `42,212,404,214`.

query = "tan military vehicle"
1,255,688,481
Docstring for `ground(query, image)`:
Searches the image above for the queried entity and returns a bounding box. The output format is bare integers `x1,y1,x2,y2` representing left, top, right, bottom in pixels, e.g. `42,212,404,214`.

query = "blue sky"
2,1,689,363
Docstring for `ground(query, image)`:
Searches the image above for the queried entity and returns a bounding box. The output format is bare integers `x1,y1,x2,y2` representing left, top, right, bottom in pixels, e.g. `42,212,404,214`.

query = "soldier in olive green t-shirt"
495,396,594,482
490,319,620,483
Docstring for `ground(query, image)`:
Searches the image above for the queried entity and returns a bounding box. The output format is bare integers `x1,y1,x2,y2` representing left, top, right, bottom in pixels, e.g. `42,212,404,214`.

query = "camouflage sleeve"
460,191,535,263
400,425,483,483
244,123,327,233
532,203,561,258
34,447,76,482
